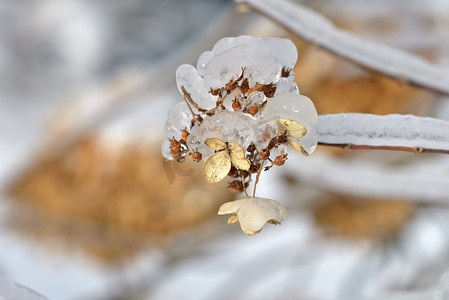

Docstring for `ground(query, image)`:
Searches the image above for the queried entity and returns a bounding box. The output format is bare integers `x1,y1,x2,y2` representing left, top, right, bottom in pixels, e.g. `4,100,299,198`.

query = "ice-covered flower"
218,196,288,236
161,35,317,235
163,35,303,160
261,92,318,155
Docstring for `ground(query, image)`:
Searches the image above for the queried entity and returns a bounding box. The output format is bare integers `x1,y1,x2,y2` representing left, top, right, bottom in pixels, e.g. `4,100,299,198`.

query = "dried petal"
227,214,239,224
228,141,250,170
205,137,227,151
218,196,287,236
289,139,309,156
202,150,232,183
276,118,307,138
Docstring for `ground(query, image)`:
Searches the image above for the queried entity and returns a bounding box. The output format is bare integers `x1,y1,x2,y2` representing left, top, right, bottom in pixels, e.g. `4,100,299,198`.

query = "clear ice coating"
164,101,192,140
161,139,173,160
176,64,217,110
203,43,283,89
261,92,318,154
274,77,299,96
163,35,318,160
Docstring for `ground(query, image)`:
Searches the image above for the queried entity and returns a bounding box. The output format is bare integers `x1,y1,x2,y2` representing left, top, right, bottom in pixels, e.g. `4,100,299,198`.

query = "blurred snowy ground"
2,0,449,299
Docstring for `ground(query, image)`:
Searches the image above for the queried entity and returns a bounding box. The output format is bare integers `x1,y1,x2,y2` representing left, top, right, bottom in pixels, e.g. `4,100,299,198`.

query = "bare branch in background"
284,154,449,204
316,113,449,154
239,0,449,96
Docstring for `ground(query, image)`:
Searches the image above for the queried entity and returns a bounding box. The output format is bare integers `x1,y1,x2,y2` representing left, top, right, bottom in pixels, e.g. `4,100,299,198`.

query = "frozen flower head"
162,35,317,235
218,197,287,236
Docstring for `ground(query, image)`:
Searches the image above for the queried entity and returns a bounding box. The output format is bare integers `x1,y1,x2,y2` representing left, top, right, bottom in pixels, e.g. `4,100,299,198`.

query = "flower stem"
241,172,249,197
181,86,203,126
253,159,266,197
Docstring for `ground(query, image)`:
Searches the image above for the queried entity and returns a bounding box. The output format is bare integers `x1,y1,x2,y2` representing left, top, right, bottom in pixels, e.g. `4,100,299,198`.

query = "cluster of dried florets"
162,35,317,235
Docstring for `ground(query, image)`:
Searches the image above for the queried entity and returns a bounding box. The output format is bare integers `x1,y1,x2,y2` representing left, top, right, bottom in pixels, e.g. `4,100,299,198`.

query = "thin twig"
241,172,249,197
181,86,203,126
181,86,207,113
318,142,449,155
253,159,266,197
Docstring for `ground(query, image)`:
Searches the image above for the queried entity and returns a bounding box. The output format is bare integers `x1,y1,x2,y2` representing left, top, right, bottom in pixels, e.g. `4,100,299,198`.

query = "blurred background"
1,0,449,299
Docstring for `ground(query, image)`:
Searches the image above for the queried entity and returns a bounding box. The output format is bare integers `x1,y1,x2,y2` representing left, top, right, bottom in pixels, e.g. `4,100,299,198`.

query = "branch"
316,113,449,154
238,0,449,96
318,142,449,155
284,154,449,204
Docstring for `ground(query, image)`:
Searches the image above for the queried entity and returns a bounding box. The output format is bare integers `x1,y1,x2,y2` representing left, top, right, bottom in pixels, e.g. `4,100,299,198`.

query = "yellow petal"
231,155,250,170
228,141,250,170
227,214,239,224
277,118,307,138
202,150,231,183
205,137,227,150
289,139,309,156
227,141,246,159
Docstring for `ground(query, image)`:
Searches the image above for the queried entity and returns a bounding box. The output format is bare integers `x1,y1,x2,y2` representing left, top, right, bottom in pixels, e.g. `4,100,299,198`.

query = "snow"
316,113,449,151
241,0,449,95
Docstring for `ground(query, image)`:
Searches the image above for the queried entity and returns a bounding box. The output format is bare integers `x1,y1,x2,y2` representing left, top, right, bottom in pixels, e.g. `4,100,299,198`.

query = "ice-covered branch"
239,0,449,96
316,113,449,154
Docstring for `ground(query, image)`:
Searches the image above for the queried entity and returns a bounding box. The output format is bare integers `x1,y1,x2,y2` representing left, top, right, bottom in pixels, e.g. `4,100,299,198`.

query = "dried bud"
181,129,190,142
267,139,276,150
281,67,291,77
232,99,242,111
249,164,259,173
277,134,288,144
248,83,261,94
241,170,250,178
170,139,181,155
210,87,223,96
274,154,287,166
240,78,249,94
248,104,259,115
228,180,244,194
191,151,202,162
247,143,256,153
259,149,270,160
228,166,239,178
260,83,277,98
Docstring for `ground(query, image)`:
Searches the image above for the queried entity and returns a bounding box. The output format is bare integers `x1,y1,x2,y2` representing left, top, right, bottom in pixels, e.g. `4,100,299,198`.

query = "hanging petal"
218,197,287,236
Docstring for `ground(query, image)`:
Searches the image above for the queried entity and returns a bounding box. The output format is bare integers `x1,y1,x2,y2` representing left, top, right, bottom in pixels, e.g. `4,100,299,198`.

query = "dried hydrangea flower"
202,137,250,183
162,35,319,236
218,196,287,236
